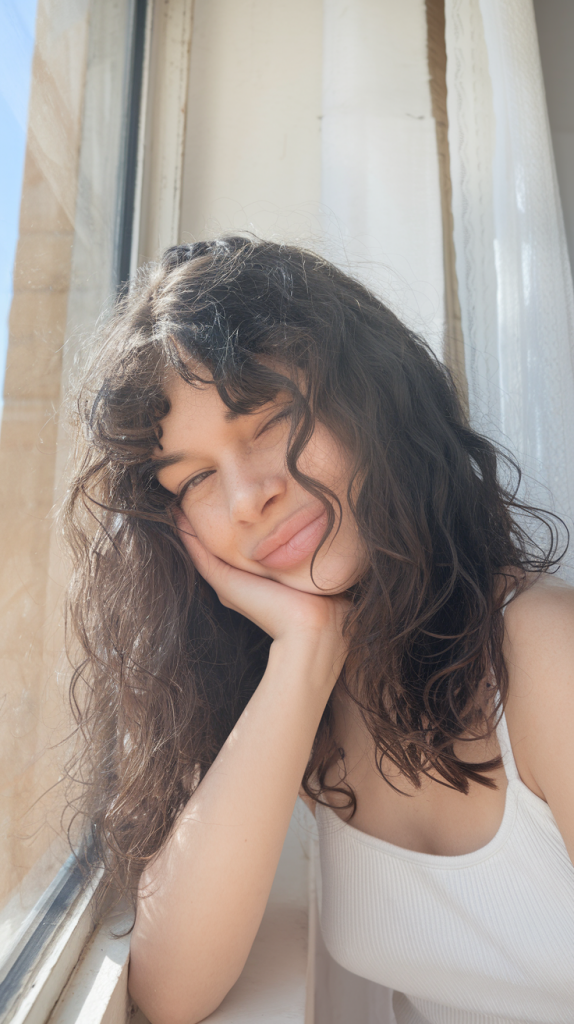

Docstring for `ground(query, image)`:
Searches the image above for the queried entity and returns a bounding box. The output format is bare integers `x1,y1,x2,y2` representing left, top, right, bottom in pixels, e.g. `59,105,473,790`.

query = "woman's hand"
175,509,349,653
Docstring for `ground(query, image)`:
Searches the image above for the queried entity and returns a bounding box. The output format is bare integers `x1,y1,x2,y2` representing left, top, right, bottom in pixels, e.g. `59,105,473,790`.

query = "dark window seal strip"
117,0,149,293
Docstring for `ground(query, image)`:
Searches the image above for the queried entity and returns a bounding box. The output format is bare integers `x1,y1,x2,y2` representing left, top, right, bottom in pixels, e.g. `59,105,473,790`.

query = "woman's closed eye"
256,406,292,439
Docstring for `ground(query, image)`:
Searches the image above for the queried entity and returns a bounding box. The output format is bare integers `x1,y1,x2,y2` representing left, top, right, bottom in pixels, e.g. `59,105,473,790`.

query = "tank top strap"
495,709,521,784
496,586,520,784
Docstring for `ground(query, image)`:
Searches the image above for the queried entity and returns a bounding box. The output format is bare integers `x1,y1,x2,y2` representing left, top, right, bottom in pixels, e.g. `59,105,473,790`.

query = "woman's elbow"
128,960,230,1024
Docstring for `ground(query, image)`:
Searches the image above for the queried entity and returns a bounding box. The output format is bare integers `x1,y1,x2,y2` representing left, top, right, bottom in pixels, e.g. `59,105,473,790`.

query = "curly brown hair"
63,236,565,904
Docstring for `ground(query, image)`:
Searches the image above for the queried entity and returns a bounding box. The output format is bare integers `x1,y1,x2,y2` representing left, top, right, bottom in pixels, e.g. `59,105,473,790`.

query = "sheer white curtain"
445,0,574,573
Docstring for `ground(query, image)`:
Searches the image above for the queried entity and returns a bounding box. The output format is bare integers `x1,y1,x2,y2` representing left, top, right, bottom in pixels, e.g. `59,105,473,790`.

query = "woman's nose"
226,469,286,524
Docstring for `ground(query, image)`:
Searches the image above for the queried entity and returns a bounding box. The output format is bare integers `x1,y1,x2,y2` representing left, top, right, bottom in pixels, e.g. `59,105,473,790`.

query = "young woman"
65,237,574,1024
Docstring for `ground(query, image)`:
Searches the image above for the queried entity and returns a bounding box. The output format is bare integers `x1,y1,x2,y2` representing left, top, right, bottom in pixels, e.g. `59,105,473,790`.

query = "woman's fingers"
183,536,242,609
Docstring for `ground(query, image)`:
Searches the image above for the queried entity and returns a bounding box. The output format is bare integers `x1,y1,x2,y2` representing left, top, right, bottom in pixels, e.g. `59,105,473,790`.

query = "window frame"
0,850,102,1024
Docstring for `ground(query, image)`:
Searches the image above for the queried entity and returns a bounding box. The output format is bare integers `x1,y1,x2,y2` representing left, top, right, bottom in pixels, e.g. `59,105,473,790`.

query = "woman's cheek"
299,426,349,492
181,497,233,561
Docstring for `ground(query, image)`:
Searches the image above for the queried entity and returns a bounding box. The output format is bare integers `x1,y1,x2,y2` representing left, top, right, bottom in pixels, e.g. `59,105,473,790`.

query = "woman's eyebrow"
151,452,187,473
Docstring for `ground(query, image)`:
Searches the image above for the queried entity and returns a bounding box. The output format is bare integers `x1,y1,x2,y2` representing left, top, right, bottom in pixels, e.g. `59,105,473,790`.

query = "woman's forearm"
128,636,336,1024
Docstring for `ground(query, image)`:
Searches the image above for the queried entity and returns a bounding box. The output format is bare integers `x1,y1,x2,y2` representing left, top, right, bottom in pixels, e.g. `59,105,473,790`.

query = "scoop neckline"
316,709,519,868
317,760,557,867
317,696,555,868
316,786,520,868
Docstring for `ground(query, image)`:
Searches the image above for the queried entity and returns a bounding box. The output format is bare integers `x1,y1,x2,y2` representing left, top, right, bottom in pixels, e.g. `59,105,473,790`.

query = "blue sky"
0,0,38,401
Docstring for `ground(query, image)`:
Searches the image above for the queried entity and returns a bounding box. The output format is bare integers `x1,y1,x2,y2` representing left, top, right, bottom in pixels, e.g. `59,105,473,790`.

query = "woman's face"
154,374,365,595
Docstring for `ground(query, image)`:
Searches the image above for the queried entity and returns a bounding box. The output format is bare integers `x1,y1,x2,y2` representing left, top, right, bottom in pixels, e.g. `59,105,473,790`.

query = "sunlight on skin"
154,372,366,595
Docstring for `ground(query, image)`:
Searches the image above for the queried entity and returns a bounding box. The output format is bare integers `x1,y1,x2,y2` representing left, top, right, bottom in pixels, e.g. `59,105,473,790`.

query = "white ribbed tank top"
316,711,574,1023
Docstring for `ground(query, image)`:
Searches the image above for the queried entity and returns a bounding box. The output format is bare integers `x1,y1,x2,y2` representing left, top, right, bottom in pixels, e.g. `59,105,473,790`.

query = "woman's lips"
253,508,328,570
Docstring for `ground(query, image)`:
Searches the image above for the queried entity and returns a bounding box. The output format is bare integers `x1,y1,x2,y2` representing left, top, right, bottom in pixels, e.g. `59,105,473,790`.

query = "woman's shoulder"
503,572,574,844
503,571,574,674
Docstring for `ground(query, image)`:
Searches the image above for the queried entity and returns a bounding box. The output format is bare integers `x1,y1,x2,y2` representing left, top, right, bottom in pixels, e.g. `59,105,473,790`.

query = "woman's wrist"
268,629,346,697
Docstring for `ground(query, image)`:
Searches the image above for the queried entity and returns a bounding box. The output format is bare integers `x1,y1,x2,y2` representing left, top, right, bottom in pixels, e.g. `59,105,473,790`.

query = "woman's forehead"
157,378,238,446
154,373,289,463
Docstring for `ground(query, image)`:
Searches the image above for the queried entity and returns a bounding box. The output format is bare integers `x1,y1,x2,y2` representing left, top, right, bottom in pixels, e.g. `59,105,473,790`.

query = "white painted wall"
179,0,324,245
321,0,445,353
179,0,445,354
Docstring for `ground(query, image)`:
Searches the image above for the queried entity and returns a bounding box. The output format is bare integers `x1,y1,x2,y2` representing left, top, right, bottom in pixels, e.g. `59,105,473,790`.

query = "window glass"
0,0,138,969
0,0,38,404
